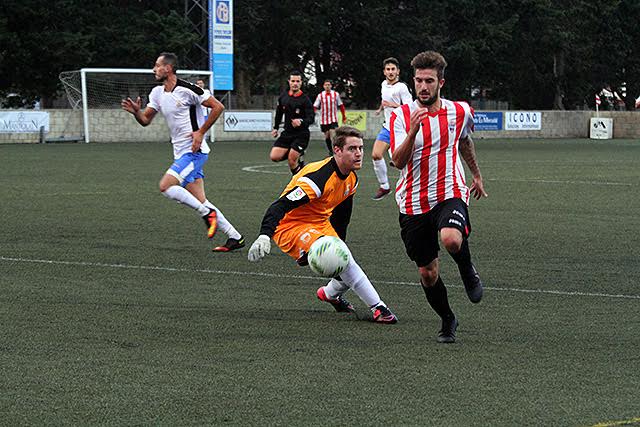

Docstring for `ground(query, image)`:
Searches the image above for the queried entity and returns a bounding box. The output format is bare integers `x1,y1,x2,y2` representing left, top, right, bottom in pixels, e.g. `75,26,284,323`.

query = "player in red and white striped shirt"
390,51,488,343
314,80,347,155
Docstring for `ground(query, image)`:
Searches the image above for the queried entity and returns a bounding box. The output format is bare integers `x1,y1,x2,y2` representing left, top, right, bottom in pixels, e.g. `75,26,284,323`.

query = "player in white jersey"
390,51,488,343
371,57,413,200
121,52,244,252
195,79,212,119
195,79,212,141
314,79,347,155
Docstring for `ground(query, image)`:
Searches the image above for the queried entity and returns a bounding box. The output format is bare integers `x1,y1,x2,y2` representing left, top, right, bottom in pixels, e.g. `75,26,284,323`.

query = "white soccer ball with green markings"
308,236,351,278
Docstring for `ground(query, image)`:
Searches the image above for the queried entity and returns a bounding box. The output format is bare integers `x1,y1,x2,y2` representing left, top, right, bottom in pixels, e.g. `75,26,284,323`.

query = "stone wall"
1,109,638,144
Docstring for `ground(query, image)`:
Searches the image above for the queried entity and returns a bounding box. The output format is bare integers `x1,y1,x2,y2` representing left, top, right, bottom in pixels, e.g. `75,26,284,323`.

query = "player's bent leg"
441,227,483,303
317,279,355,313
371,139,391,200
339,255,397,324
184,178,219,238
160,173,209,216
418,259,457,343
288,149,304,174
185,178,207,203
203,200,242,240
324,130,333,155
270,147,289,162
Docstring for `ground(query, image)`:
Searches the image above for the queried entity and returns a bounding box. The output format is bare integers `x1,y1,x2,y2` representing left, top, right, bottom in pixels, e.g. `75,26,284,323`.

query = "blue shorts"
376,127,391,144
167,152,208,186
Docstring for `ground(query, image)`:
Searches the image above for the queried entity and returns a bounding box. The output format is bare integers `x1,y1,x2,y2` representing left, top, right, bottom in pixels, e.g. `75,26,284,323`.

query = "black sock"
449,238,473,274
325,138,332,154
291,164,302,175
422,276,454,320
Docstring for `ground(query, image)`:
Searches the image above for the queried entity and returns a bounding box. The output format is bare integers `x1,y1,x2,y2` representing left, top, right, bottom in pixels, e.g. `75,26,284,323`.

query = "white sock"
323,278,350,299
372,159,389,190
339,256,383,308
203,200,242,239
163,186,209,216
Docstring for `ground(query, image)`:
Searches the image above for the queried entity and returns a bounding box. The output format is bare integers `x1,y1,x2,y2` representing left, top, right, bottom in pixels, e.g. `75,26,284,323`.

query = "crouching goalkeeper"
248,126,397,324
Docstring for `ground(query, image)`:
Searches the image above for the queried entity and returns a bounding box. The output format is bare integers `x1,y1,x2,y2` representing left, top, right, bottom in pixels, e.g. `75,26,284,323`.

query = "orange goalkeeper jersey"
278,157,358,227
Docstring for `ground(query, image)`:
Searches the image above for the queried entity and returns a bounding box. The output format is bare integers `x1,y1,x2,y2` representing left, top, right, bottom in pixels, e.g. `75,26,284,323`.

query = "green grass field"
1,137,639,426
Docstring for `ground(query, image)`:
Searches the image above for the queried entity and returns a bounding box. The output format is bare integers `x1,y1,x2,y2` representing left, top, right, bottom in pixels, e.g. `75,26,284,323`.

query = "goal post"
59,68,214,143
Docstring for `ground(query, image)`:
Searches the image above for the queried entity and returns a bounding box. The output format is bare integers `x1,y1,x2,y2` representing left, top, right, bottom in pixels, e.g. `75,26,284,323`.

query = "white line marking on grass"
242,164,635,186
486,177,633,187
47,191,111,196
590,417,640,427
2,256,640,301
241,164,290,175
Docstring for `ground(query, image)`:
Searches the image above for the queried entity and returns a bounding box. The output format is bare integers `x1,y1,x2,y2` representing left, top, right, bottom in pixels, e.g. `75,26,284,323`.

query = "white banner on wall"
505,111,542,130
223,111,272,131
0,111,50,133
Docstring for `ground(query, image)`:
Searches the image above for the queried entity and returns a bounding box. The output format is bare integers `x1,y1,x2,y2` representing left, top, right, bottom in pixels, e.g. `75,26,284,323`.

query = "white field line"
2,256,639,301
241,164,634,187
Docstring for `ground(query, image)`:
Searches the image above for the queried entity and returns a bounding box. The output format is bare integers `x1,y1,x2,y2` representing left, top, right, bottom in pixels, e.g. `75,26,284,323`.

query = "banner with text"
223,111,272,131
0,111,50,133
505,111,542,130
209,0,233,90
343,111,367,131
473,112,503,131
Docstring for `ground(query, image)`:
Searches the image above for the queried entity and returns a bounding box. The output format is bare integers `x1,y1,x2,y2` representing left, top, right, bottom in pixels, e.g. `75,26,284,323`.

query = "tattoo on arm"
459,136,482,177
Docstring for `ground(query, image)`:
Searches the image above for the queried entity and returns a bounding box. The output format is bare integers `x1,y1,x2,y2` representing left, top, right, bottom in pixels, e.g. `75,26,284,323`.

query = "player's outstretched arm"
248,235,271,262
121,97,156,127
459,135,488,200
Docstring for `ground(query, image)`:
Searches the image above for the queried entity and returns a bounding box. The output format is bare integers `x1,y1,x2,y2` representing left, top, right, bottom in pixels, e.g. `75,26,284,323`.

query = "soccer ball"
308,236,351,278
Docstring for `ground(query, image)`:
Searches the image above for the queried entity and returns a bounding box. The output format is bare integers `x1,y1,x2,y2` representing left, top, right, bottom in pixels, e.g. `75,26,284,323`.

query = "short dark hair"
289,70,303,79
159,52,179,72
323,79,332,85
333,126,362,149
410,51,447,80
383,57,399,68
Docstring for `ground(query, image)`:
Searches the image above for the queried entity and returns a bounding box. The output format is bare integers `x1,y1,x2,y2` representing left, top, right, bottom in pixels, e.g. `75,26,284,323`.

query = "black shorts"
399,198,472,267
273,130,310,153
320,123,338,133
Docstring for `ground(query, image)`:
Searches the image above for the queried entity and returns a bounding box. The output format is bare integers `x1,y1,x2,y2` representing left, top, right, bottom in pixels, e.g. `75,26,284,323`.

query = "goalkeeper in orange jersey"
248,126,397,323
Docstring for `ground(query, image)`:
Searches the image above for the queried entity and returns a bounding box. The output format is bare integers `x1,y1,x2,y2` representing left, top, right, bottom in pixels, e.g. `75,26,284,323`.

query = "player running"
313,79,347,155
121,52,244,252
271,70,315,175
390,51,487,343
372,57,413,200
248,126,398,324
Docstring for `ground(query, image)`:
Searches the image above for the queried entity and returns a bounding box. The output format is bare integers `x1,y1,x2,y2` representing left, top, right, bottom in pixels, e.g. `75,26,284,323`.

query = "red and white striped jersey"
313,90,343,125
389,99,474,215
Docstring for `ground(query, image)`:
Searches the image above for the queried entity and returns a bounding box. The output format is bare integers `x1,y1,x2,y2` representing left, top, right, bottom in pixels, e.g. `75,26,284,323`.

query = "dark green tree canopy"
2,0,638,109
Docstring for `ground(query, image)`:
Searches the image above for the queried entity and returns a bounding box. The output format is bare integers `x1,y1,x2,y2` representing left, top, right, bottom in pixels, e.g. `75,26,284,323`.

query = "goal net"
59,68,213,143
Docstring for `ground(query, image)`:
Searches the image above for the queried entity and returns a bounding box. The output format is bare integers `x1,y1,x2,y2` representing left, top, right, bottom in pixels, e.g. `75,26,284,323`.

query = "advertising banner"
0,111,50,133
209,0,234,90
473,112,502,131
505,111,542,130
343,111,367,131
223,111,272,131
589,117,613,139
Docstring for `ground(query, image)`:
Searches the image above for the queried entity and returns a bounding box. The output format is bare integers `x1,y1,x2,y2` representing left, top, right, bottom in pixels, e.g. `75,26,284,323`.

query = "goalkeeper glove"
248,234,271,262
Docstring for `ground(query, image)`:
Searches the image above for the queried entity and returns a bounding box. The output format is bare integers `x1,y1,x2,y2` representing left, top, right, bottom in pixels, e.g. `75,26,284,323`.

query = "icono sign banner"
505,111,542,130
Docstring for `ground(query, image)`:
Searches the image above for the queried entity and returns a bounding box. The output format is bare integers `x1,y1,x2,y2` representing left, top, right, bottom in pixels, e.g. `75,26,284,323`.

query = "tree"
0,0,196,107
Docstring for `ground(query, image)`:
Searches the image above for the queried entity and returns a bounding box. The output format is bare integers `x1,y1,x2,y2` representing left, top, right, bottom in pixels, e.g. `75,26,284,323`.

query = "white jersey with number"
389,98,474,215
313,90,343,125
147,79,212,159
381,80,413,126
